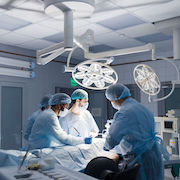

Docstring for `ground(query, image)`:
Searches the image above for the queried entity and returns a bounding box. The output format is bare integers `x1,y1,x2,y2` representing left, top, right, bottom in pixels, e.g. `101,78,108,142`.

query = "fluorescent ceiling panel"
14,24,59,38
17,39,55,50
89,44,115,53
132,0,180,22
0,32,35,45
44,33,64,43
116,23,159,38
136,33,171,43
98,13,145,30
0,14,31,30
106,37,144,49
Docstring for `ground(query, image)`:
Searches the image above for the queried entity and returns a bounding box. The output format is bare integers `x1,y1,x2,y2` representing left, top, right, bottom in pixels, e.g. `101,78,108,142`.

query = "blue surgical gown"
60,110,99,137
29,109,84,149
24,109,41,140
104,97,167,180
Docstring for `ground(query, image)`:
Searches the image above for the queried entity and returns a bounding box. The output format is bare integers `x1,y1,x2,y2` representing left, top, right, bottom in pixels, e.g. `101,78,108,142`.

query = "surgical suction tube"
152,57,179,102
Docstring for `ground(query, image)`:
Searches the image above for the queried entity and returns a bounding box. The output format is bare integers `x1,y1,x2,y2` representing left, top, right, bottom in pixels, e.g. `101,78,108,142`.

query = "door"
88,90,107,132
1,86,22,149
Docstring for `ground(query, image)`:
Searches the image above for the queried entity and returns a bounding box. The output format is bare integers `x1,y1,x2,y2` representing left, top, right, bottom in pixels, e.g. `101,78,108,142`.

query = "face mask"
80,102,89,110
111,102,121,110
59,108,69,117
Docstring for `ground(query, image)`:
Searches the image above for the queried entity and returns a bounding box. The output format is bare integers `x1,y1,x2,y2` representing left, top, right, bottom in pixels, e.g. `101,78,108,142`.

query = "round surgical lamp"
44,0,95,19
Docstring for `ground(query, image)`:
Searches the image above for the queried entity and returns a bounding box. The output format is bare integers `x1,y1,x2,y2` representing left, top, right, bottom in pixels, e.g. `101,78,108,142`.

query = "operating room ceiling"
0,0,180,65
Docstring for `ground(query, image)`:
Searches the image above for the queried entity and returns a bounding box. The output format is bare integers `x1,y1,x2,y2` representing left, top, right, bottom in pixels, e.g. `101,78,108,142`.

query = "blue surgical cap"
39,94,52,108
49,93,71,106
71,89,88,100
105,84,131,101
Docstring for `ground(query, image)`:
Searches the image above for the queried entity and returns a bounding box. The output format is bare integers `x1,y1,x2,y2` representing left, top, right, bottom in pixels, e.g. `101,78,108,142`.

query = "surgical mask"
59,108,69,117
80,102,89,110
111,102,121,110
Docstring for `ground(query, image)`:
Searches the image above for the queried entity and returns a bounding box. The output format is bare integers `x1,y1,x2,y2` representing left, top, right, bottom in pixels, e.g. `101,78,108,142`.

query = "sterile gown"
104,97,168,180
24,109,41,140
60,110,99,137
29,109,84,149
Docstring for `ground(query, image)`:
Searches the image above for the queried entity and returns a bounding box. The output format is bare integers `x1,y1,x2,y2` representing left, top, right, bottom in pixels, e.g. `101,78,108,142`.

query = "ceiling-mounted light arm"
151,57,180,102
84,43,155,60
37,2,74,65
65,45,78,72
36,42,68,65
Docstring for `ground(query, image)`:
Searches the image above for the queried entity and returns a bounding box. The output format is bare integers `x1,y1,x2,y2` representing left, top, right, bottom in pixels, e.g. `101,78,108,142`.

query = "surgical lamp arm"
151,57,180,102
84,43,155,60
36,42,69,65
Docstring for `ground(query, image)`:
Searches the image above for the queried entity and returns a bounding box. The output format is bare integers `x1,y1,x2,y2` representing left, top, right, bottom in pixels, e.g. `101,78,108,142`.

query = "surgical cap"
71,89,88,100
39,94,52,108
49,93,71,106
105,84,131,101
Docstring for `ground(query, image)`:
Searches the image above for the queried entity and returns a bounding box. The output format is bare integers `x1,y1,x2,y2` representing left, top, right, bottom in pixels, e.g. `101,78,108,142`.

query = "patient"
60,89,99,137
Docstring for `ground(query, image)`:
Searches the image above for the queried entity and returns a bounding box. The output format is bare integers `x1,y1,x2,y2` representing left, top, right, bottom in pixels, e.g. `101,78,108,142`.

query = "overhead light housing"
0,67,35,78
44,0,95,19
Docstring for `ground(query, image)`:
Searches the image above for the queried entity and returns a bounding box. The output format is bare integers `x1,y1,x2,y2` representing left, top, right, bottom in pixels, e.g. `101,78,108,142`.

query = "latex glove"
84,136,92,144
103,146,109,151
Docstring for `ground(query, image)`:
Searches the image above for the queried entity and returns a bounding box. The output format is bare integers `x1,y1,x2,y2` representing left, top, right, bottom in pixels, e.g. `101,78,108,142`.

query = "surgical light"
0,56,35,69
133,64,161,96
0,67,35,78
44,0,95,19
70,58,118,90
134,57,180,102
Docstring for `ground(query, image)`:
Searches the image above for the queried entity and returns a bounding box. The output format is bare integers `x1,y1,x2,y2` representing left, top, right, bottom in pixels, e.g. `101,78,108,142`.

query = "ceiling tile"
94,31,120,43
14,24,59,38
5,0,47,23
44,33,64,43
116,23,159,38
154,39,173,52
0,32,35,45
38,18,64,32
0,29,10,35
131,0,180,22
98,13,146,30
135,33,171,43
74,23,112,36
0,14,31,30
16,39,55,50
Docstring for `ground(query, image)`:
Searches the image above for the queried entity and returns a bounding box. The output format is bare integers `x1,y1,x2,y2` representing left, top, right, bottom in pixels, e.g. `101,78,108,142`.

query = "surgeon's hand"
84,136,92,144
103,146,109,151
90,132,98,138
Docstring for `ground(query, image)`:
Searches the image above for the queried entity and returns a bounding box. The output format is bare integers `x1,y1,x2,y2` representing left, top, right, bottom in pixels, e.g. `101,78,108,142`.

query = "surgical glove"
77,134,81,137
84,136,92,144
103,146,109,151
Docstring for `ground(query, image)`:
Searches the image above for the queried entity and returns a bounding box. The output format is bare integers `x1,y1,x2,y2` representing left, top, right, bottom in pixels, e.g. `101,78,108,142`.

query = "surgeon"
24,94,51,140
60,89,99,137
28,93,92,149
103,83,168,180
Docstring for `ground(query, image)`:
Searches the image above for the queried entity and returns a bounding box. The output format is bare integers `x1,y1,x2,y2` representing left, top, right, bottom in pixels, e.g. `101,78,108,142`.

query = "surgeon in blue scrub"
24,94,51,140
29,93,92,149
60,89,99,137
103,83,168,180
